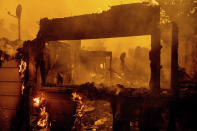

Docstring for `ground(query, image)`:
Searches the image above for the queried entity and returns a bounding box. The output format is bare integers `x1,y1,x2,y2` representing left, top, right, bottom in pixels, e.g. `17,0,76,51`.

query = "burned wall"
35,3,161,92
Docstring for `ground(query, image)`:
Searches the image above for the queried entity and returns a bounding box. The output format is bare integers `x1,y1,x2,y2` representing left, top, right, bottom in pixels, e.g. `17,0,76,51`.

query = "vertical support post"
36,65,42,90
110,52,112,81
36,40,45,92
150,27,161,94
18,18,21,40
171,22,179,93
26,39,45,96
149,6,161,95
27,44,36,86
168,22,179,131
27,39,45,128
74,40,81,83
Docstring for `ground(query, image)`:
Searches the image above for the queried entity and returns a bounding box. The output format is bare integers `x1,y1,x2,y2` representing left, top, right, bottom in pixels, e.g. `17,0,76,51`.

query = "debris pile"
72,92,113,130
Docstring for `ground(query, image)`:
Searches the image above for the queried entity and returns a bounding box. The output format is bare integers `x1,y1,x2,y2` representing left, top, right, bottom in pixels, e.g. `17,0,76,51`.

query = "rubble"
79,100,112,131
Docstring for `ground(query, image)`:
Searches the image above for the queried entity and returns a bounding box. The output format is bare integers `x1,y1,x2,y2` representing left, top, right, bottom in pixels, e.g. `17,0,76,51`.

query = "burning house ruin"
0,2,197,131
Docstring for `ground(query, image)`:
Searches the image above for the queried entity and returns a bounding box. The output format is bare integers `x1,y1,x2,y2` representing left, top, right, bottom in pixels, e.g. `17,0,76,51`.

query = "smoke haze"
0,0,155,40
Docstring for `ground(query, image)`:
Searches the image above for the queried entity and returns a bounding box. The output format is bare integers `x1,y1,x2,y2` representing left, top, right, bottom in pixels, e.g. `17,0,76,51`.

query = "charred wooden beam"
79,50,112,57
109,52,112,81
150,25,161,94
168,22,179,131
37,3,160,41
171,22,179,93
24,39,45,96
31,3,161,94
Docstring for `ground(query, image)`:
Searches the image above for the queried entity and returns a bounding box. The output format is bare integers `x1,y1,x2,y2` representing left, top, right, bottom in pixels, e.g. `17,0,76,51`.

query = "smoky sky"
0,0,151,40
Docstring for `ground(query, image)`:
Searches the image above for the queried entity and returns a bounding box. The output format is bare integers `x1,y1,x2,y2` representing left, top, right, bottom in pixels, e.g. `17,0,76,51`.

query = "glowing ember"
90,73,96,78
0,56,4,61
21,83,25,95
37,107,49,128
33,93,45,107
33,97,40,107
94,118,107,126
100,63,104,69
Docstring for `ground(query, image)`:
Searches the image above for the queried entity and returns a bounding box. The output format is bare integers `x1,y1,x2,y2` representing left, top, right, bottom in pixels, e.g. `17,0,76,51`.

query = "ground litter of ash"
80,100,113,131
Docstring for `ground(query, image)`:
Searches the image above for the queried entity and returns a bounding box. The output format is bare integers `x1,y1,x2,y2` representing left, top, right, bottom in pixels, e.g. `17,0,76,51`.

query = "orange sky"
0,0,153,40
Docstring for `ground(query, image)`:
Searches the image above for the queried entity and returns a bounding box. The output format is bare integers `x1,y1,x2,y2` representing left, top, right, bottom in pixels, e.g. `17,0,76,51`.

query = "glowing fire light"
37,107,49,128
32,93,50,129
21,83,25,95
33,94,45,107
19,59,27,95
100,63,104,69
91,73,96,78
72,92,82,104
72,92,85,129
19,60,27,73
0,56,4,61
33,97,40,107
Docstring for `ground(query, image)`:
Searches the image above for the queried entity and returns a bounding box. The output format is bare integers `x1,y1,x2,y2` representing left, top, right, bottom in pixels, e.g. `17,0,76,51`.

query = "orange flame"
33,97,41,107
37,107,49,127
72,92,84,118
21,83,25,95
19,60,27,73
33,93,49,128
33,93,45,107
72,92,82,104
19,59,27,95
0,56,4,61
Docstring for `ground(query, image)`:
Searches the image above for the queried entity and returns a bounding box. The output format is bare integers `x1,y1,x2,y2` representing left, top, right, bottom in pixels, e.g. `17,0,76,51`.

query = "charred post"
109,52,112,81
149,10,161,94
167,23,179,131
171,22,179,93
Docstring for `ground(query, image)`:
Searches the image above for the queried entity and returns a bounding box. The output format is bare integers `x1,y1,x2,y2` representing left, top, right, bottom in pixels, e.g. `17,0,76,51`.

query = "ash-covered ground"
78,100,113,131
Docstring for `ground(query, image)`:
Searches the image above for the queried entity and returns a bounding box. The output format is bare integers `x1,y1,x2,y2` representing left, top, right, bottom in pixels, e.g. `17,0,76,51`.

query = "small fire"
21,83,25,95
19,59,27,95
33,93,45,107
32,93,50,129
0,55,4,61
72,92,85,129
33,97,41,107
100,63,104,69
19,59,27,74
72,92,82,104
37,107,49,128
